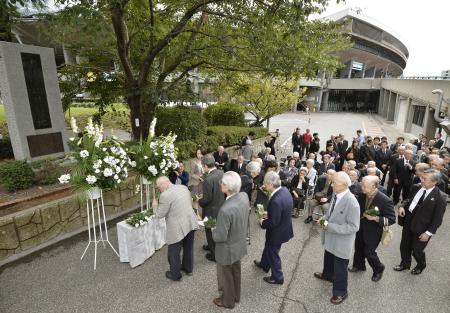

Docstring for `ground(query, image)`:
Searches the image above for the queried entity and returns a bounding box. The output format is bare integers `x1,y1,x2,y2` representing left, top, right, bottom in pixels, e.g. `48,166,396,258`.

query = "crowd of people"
150,127,448,308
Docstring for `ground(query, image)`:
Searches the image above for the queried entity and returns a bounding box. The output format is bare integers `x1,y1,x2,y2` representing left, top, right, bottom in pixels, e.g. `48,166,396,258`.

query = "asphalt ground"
1,112,449,313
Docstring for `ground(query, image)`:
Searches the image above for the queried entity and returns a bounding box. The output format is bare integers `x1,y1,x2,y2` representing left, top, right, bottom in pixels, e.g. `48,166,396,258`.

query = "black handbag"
397,214,404,227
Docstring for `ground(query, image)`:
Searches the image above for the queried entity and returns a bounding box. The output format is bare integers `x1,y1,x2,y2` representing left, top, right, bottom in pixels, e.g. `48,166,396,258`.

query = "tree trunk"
266,118,270,129
0,0,12,42
126,85,158,140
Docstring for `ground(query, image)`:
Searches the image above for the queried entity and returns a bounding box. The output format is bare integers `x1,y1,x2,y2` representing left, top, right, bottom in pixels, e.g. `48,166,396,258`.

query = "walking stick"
247,206,251,245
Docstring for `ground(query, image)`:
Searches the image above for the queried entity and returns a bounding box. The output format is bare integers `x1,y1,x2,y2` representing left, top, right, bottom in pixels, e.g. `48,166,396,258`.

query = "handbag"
381,217,393,245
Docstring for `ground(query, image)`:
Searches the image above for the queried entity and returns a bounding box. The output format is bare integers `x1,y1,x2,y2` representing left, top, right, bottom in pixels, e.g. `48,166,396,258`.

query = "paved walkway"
1,112,449,313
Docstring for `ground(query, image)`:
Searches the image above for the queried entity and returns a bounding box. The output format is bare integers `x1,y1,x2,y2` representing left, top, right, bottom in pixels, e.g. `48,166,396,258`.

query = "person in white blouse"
305,159,317,187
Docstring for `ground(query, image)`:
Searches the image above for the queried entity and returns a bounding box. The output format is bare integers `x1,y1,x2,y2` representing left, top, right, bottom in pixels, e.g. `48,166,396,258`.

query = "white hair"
267,155,276,161
221,171,242,195
246,139,252,145
264,171,281,188
334,171,351,187
293,152,299,158
246,161,261,175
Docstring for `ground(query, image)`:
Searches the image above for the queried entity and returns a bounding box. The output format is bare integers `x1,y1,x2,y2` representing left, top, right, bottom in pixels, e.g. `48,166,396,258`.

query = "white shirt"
334,189,350,207
408,187,435,236
271,186,282,198
306,168,317,186
208,168,216,175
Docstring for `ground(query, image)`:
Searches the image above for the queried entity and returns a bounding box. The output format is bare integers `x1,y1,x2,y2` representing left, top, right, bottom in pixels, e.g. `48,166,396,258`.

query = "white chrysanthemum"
117,179,121,184
58,174,71,184
93,160,102,169
114,174,119,180
150,142,156,149
129,161,136,168
103,168,114,177
374,206,379,212
94,134,103,147
102,148,107,152
94,169,100,174
135,223,139,228
148,165,158,176
115,166,121,173
86,175,97,184
80,150,89,158
144,156,148,160
69,137,75,142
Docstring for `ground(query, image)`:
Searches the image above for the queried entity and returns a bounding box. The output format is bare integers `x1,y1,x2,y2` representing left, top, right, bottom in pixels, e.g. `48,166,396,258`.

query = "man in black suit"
386,145,406,197
213,146,229,171
199,155,225,262
318,154,335,175
230,154,248,175
390,136,405,152
394,169,447,274
292,128,302,154
361,139,376,163
434,133,444,149
375,141,392,186
348,170,361,196
349,176,395,282
254,172,294,285
335,136,347,171
391,149,416,204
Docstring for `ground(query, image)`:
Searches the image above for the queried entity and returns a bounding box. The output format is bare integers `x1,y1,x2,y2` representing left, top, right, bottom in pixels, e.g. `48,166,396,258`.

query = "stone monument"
0,41,68,160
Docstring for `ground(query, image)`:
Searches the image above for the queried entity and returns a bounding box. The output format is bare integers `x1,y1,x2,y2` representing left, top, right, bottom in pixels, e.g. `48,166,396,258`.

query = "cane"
247,207,251,245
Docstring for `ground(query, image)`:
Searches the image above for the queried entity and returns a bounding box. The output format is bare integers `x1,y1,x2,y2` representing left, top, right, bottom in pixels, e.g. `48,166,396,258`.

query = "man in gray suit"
212,172,249,309
314,172,360,305
199,155,225,262
153,177,199,281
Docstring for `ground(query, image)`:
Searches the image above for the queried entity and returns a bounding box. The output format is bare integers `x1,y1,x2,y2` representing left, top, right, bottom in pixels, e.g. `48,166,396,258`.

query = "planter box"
117,217,166,268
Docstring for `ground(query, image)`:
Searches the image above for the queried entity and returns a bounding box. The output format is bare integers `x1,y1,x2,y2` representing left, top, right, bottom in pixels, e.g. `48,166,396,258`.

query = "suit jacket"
361,145,376,162
240,174,253,201
391,158,416,184
314,175,334,201
434,139,444,149
357,191,395,245
230,160,248,175
261,187,294,245
402,185,447,234
349,181,361,196
212,192,249,265
321,190,360,259
375,148,392,169
318,162,335,175
292,133,302,150
169,170,189,186
213,151,229,170
155,185,199,245
336,141,348,159
199,169,225,218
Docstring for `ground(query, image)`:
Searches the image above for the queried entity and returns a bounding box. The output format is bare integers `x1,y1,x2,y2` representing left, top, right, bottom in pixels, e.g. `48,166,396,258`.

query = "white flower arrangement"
58,118,130,191
126,208,154,228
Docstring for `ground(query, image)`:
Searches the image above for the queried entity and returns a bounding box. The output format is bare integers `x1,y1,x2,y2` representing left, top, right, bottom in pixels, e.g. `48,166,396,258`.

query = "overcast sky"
319,0,450,76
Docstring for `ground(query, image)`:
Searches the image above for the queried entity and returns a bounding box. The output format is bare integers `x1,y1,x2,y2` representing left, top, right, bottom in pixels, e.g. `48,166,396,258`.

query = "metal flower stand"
140,177,152,211
81,187,119,270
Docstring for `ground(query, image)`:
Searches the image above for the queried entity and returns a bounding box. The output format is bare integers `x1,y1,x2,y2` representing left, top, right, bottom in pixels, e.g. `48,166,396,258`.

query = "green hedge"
0,160,35,192
175,126,267,160
0,136,14,159
156,106,207,141
203,101,245,126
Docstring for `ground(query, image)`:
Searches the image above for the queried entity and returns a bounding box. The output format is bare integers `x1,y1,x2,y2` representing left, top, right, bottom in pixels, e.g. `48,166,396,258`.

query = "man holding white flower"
212,171,249,309
153,176,199,281
314,172,359,305
349,176,395,282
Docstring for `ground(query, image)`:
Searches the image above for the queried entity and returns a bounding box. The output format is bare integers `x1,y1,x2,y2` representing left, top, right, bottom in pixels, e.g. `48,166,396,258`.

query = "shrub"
0,136,14,159
156,106,207,141
174,140,197,161
203,101,245,126
0,160,35,192
34,160,65,185
207,126,267,146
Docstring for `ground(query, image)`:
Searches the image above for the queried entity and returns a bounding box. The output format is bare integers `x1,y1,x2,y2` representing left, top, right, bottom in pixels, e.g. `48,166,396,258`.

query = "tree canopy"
50,0,350,138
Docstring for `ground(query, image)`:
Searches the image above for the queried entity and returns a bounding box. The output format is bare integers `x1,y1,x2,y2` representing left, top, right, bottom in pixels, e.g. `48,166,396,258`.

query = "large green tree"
52,0,349,139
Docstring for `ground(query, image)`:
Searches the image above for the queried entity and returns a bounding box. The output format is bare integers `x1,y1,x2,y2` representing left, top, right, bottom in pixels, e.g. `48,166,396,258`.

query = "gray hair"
201,155,216,168
334,171,351,187
156,176,171,187
423,169,442,183
221,171,242,195
246,139,252,145
299,167,308,174
348,160,356,168
264,171,281,188
246,161,261,175
267,155,276,161
362,175,379,188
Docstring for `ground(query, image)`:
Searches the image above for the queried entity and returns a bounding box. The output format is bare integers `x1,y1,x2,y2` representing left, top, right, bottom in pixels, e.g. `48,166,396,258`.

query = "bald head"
332,172,351,193
367,161,376,168
156,176,171,192
367,167,377,176
326,169,336,181
431,157,445,170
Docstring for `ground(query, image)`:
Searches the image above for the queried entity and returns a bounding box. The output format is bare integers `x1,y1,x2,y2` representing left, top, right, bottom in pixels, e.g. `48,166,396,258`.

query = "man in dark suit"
391,149,416,204
349,176,395,282
318,154,335,175
292,128,302,154
390,136,405,152
230,154,248,175
213,146,229,171
212,172,249,309
386,145,405,197
337,134,348,169
254,172,294,285
375,141,392,185
361,139,376,163
434,133,444,149
199,155,225,262
394,169,447,274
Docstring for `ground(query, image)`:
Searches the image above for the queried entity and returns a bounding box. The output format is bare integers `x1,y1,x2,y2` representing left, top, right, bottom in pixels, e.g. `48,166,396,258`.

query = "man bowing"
254,172,294,285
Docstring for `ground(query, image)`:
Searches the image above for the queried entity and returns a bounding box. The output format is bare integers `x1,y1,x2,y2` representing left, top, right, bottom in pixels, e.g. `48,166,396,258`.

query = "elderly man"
304,169,335,224
199,155,225,262
349,176,395,282
395,169,447,275
212,172,249,309
348,170,361,196
319,154,335,175
213,146,229,171
314,172,360,305
153,177,199,281
391,149,416,205
254,172,294,285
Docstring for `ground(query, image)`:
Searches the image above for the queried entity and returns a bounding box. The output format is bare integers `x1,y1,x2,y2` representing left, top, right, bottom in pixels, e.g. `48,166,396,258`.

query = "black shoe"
165,271,182,281
202,244,210,251
348,266,366,273
206,253,216,262
313,272,332,283
181,269,193,276
253,260,269,273
304,216,313,224
411,267,424,275
393,264,410,271
263,276,283,285
372,265,385,282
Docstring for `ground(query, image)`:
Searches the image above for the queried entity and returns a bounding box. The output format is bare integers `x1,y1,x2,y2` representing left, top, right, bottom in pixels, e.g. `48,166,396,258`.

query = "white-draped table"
117,217,167,268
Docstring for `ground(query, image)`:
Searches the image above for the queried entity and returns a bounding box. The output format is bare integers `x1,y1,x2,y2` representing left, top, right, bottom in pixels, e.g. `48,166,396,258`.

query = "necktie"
329,194,338,216
417,190,427,206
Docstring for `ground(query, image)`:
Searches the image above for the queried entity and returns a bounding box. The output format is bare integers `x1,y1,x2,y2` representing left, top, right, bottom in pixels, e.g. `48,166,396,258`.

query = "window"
412,105,426,126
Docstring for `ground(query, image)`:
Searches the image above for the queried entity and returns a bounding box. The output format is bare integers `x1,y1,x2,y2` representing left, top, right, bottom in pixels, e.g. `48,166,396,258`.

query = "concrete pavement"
1,112,449,313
